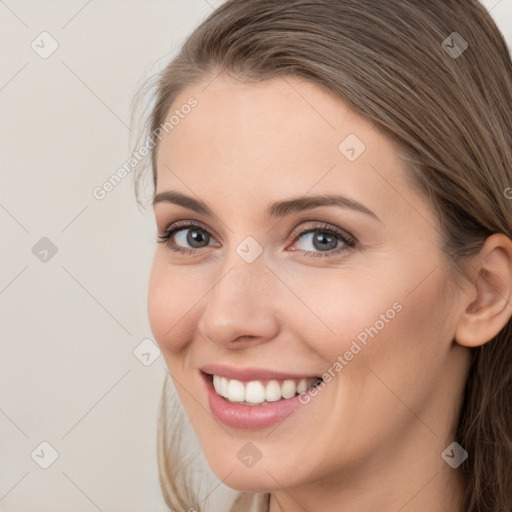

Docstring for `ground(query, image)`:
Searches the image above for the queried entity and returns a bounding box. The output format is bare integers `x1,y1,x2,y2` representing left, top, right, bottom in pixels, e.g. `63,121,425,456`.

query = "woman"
132,1,512,510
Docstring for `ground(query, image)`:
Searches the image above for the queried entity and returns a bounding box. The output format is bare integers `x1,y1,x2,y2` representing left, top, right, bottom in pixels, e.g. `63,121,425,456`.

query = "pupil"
313,233,337,251
188,229,209,248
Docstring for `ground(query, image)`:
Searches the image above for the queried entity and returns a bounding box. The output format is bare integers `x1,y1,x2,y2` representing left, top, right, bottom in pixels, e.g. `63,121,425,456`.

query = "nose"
197,249,280,349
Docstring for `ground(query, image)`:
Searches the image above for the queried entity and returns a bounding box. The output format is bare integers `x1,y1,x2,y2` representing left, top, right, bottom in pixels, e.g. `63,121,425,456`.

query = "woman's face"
148,74,471,493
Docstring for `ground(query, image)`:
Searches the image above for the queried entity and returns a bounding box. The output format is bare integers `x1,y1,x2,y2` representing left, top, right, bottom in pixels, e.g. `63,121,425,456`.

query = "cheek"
338,269,454,423
284,266,405,362
147,254,205,356
290,261,452,403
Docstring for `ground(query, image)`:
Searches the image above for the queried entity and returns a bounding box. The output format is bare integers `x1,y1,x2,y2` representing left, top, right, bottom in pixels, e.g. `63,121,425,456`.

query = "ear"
455,233,512,348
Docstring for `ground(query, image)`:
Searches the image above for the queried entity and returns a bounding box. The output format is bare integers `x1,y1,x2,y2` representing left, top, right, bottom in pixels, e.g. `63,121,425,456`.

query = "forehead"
154,74,418,221
157,74,382,167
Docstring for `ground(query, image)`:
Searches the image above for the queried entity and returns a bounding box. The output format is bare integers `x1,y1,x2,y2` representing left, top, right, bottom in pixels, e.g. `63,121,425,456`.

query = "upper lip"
200,363,321,382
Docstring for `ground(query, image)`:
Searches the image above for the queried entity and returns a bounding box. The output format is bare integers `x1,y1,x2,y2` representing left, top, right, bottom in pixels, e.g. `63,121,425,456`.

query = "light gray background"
0,1,511,511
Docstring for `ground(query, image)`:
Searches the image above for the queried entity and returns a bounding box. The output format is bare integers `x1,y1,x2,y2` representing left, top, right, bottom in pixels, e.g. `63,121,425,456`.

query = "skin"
147,73,512,512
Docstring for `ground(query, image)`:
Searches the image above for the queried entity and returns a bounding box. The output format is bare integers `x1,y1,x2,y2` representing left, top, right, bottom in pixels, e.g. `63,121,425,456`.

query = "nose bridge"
210,244,272,313
198,243,279,345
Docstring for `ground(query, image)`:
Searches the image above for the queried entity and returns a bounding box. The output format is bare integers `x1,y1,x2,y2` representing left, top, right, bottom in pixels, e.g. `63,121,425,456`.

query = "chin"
216,471,279,493
204,454,302,493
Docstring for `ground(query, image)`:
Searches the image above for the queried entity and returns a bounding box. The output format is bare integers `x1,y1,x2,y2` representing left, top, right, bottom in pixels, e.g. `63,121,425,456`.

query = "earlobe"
455,233,512,348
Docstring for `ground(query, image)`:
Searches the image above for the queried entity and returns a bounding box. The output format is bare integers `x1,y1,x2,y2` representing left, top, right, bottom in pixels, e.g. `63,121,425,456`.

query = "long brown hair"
132,1,512,510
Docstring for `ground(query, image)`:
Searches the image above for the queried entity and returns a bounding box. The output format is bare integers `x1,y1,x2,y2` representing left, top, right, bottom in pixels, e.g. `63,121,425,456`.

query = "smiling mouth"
203,372,324,406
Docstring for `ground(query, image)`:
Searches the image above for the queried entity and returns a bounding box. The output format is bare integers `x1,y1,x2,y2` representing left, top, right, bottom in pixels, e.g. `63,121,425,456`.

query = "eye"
287,224,356,258
156,221,356,259
156,221,219,255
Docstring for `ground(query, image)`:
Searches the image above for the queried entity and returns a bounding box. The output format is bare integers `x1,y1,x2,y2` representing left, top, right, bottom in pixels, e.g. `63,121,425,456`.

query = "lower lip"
201,371,308,430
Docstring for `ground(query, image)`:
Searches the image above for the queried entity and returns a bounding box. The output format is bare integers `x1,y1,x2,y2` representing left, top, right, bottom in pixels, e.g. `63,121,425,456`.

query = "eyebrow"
152,191,380,222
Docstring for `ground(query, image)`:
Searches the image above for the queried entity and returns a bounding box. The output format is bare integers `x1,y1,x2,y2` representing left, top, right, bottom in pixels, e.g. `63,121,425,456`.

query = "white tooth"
212,375,222,394
281,379,297,399
212,375,315,403
245,381,266,404
296,378,308,394
220,376,229,397
265,380,282,402
227,379,245,401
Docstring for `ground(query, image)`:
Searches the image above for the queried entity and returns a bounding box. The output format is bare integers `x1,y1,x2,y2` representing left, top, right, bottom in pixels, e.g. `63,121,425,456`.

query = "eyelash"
156,220,357,258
